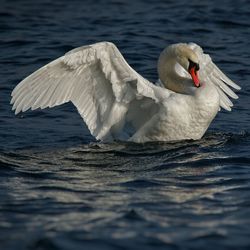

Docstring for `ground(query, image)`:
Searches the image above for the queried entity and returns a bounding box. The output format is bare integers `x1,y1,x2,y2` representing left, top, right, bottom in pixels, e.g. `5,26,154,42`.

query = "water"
1,0,250,249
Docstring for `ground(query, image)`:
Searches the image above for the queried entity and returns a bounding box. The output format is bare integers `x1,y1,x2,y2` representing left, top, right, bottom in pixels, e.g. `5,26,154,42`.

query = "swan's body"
11,42,240,142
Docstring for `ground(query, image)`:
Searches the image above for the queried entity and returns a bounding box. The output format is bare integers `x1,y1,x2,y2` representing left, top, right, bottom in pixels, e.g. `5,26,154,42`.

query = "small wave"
3,39,36,47
216,20,250,28
224,130,250,144
122,209,145,221
28,238,59,250
119,179,163,188
188,232,227,242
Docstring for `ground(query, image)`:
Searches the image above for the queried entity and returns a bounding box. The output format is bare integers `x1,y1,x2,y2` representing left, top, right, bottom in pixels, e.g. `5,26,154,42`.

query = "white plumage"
11,42,240,142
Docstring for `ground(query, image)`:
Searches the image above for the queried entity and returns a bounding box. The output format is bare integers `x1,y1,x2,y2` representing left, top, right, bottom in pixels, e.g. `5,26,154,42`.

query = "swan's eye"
188,59,199,71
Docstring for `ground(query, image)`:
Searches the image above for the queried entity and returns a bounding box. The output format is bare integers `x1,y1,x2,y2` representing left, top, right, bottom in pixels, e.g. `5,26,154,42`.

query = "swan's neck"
157,50,194,95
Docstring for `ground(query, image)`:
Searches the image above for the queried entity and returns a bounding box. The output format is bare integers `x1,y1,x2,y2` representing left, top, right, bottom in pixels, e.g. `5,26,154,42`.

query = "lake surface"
1,0,250,249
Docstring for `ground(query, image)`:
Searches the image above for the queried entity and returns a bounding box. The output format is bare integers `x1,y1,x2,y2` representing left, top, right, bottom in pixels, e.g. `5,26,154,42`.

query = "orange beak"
188,66,200,88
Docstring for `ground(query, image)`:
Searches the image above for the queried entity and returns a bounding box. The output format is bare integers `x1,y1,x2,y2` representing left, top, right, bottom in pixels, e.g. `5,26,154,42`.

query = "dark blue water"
1,0,250,249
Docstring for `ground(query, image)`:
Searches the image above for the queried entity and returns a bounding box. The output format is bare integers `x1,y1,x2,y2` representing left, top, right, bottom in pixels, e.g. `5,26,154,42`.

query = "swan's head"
158,43,201,92
174,44,200,87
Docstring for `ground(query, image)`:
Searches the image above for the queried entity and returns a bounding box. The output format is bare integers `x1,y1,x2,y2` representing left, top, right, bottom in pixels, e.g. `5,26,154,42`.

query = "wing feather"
210,73,238,99
11,42,168,140
189,43,240,111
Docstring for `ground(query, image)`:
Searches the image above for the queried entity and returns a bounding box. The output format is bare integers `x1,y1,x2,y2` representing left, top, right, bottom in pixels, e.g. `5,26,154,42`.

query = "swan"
11,42,240,143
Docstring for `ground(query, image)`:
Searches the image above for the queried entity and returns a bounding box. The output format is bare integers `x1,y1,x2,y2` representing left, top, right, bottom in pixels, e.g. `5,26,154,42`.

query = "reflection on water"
1,134,250,249
1,134,249,205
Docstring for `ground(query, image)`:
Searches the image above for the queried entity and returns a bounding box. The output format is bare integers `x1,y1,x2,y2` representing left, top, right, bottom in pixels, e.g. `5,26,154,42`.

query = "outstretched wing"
11,42,170,141
188,43,241,111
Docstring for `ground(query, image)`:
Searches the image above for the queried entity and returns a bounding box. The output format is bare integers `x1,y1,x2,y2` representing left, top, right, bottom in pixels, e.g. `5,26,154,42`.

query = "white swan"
11,42,240,143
